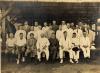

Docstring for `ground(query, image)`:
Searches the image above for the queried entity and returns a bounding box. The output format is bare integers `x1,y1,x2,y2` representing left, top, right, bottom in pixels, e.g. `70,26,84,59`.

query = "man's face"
52,21,56,25
41,34,44,38
24,21,28,25
44,22,47,26
19,33,23,39
9,33,14,38
34,22,38,26
72,33,76,38
30,34,34,39
76,25,79,29
62,21,65,25
67,23,70,28
71,23,74,26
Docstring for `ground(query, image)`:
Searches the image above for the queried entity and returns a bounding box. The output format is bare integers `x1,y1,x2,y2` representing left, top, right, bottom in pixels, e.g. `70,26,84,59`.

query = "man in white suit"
71,33,80,63
80,31,91,62
36,34,50,62
59,31,73,63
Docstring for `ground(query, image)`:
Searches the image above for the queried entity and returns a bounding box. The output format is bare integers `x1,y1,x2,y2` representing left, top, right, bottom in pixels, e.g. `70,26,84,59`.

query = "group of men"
3,20,96,64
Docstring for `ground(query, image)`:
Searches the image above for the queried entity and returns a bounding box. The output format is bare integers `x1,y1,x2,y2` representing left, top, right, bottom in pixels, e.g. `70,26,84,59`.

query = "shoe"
38,58,41,62
75,59,79,64
60,59,63,64
76,61,79,64
22,57,25,62
70,59,74,64
17,59,19,64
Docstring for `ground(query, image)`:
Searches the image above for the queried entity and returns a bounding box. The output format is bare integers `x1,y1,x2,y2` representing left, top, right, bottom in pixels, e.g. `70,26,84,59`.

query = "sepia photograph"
0,0,100,73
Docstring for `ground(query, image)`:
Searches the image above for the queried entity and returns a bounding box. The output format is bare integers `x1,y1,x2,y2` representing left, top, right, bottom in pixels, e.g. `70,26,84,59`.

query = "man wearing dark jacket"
49,33,59,63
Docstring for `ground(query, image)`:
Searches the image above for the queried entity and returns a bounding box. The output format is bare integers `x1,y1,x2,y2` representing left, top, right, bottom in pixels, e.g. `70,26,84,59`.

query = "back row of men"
5,21,96,64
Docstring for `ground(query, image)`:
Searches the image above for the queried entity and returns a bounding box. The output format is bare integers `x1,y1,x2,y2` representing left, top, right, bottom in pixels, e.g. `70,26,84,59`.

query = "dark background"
0,1,100,25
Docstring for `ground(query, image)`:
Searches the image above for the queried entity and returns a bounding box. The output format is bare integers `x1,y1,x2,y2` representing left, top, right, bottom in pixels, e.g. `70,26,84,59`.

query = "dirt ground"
1,51,100,73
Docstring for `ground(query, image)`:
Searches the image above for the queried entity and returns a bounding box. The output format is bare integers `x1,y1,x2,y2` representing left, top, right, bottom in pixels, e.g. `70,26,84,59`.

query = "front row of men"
6,31,91,64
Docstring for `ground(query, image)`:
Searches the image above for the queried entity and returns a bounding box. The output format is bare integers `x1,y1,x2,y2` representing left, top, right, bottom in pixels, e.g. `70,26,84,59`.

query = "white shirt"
35,29,43,40
15,30,26,39
74,29,83,38
56,30,63,41
71,37,80,48
15,38,26,46
6,38,16,47
34,26,39,31
42,26,49,34
67,28,73,38
62,24,67,32
59,36,71,50
36,37,50,50
87,30,95,43
80,36,90,47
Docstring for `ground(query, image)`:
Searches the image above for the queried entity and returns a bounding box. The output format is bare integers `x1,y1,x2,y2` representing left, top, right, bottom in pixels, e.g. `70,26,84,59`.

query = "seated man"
80,31,91,62
49,33,59,63
59,31,73,63
15,33,26,64
6,33,16,62
15,25,26,39
36,34,50,63
26,33,37,63
71,33,80,63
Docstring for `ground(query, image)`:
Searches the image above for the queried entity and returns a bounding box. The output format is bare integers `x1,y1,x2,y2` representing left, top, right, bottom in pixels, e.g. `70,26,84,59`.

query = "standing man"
59,31,73,63
52,20,58,32
49,33,59,63
61,21,67,32
27,26,35,39
23,21,29,34
36,34,50,63
34,21,39,31
15,33,26,64
56,25,63,41
42,22,49,38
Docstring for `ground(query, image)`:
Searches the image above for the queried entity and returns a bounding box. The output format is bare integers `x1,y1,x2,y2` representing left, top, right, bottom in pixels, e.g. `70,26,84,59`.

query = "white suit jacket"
80,36,90,48
59,36,71,50
36,37,50,51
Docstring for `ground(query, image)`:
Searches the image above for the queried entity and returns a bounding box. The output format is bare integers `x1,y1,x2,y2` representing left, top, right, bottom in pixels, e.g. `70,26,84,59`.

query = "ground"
1,49,100,73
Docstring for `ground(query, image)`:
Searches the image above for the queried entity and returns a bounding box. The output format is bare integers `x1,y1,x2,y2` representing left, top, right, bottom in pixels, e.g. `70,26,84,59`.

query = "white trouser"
37,48,49,61
59,47,73,59
81,47,90,58
72,51,80,60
